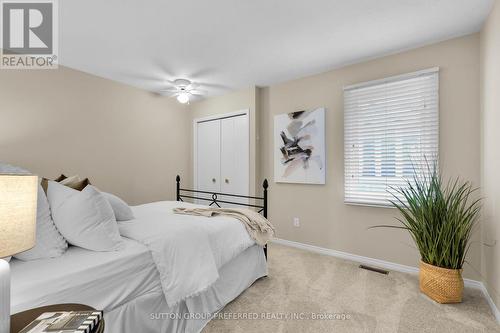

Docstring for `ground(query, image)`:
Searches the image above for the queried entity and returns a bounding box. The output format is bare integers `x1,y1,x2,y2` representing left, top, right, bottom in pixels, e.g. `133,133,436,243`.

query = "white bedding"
118,201,256,307
10,238,160,314
11,242,267,333
11,200,267,332
106,245,267,333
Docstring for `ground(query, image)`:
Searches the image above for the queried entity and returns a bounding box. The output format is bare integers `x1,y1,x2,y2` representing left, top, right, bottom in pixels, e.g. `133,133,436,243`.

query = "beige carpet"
203,243,499,333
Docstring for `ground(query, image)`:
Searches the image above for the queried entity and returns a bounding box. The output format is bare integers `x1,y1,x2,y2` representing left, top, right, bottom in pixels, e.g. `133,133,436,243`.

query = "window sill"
344,201,396,209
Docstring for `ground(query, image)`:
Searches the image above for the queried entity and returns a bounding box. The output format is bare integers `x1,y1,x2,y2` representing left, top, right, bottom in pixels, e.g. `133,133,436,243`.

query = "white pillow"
2,257,11,262
1,162,68,261
14,184,68,261
102,192,135,221
47,181,123,251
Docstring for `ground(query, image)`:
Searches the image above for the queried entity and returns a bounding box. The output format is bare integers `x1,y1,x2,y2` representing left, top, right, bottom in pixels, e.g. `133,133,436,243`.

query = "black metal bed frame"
176,175,269,259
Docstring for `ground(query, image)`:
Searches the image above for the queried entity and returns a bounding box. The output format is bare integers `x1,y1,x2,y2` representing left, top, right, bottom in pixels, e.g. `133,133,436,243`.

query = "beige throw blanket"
173,207,275,246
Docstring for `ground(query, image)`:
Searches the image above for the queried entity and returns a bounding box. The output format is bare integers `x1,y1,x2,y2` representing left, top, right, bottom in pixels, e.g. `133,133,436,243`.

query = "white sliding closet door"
196,120,221,194
195,112,249,207
220,115,249,197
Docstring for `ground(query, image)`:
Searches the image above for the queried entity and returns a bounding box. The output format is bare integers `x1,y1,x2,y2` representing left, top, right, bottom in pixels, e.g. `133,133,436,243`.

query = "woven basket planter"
419,261,463,303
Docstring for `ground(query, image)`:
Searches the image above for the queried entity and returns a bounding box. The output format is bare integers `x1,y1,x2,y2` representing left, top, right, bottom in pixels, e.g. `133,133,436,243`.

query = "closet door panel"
197,120,221,194
220,115,249,201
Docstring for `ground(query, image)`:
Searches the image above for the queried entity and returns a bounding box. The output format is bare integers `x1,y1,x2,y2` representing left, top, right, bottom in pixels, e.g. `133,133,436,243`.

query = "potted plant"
373,162,481,303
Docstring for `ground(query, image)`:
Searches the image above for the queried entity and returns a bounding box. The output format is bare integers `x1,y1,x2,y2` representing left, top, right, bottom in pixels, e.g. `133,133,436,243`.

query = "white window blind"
344,68,439,207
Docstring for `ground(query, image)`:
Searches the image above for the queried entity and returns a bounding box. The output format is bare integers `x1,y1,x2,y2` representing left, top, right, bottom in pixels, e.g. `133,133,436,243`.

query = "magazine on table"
19,310,103,333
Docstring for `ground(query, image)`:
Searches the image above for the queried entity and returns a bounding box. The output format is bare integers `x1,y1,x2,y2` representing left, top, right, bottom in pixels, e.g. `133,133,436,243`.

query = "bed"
10,176,270,333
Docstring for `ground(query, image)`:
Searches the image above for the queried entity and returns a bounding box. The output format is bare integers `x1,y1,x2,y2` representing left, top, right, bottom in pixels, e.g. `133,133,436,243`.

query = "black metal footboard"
175,175,269,259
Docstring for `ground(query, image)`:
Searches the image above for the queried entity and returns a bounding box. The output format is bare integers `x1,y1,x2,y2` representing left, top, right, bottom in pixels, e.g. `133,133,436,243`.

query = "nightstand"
10,303,105,333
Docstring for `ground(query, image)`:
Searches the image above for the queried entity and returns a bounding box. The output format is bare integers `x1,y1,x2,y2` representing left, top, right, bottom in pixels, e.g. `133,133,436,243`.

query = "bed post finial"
262,179,268,219
263,178,269,260
176,175,181,201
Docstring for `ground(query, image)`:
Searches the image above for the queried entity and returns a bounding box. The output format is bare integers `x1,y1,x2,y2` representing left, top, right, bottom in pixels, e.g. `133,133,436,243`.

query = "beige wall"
480,0,500,308
260,34,481,279
190,35,480,279
0,66,191,205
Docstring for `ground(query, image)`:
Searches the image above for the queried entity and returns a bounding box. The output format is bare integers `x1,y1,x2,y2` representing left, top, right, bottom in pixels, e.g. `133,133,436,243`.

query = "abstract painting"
274,107,326,184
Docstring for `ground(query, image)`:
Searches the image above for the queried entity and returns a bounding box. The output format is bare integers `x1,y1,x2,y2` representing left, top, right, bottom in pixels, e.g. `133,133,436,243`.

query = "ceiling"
60,0,494,98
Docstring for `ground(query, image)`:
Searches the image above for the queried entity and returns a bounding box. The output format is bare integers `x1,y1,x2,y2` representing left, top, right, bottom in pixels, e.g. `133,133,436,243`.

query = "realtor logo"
1,0,58,69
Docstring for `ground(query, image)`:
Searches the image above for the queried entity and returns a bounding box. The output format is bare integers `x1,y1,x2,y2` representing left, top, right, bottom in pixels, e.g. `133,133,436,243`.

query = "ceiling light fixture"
176,92,190,104
159,79,206,104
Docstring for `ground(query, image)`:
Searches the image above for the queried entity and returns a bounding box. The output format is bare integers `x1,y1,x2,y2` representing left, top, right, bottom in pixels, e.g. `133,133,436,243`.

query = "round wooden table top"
10,303,105,333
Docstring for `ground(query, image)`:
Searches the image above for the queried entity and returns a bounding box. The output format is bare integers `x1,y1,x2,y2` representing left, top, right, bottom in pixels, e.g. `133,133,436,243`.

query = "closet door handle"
212,178,216,183
225,179,229,184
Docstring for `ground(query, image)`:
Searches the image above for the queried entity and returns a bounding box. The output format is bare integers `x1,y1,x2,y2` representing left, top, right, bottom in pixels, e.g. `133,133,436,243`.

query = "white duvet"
118,201,256,307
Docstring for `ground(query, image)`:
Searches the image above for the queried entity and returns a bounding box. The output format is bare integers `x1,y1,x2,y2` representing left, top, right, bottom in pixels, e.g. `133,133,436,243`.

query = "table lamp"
0,174,38,333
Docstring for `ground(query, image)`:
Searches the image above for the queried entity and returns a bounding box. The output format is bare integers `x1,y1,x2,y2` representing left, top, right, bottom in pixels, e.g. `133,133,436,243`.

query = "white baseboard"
478,282,500,323
271,238,500,323
272,238,420,274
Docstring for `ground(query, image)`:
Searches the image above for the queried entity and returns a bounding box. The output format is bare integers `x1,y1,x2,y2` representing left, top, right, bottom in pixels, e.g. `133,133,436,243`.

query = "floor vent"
359,265,389,275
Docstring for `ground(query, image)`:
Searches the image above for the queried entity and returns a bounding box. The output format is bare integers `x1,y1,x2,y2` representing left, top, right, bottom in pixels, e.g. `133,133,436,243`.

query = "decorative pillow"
54,174,67,182
14,184,68,261
60,175,91,191
102,192,135,221
41,178,49,193
41,174,76,193
1,162,68,261
59,175,79,184
47,181,123,251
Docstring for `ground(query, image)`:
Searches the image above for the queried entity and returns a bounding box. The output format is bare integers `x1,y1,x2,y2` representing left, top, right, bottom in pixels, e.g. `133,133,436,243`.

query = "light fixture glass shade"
177,92,190,104
0,175,38,258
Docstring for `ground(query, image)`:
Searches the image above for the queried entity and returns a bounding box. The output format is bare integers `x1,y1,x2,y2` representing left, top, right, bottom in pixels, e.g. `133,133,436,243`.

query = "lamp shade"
0,175,38,258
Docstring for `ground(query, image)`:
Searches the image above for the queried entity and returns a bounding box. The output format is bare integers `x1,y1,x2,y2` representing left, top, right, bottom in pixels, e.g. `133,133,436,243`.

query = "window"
344,68,439,207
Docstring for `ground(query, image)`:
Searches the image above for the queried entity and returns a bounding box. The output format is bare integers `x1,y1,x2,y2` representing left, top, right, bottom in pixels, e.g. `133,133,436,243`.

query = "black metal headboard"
175,175,269,259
